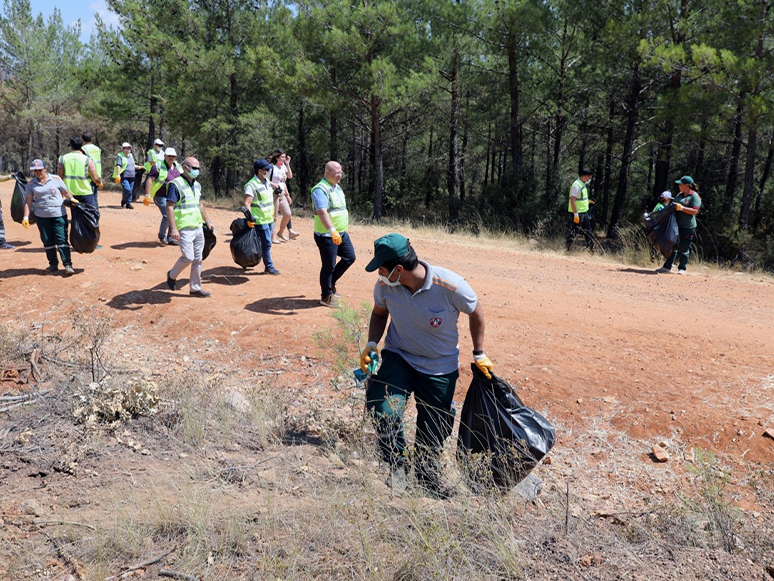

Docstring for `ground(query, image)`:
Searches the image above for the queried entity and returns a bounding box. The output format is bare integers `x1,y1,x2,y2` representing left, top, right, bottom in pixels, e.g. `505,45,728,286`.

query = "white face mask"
378,266,402,287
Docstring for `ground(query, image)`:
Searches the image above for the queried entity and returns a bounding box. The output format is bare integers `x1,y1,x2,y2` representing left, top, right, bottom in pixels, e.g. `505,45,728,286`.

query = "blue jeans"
155,196,171,239
91,183,100,210
314,231,356,299
121,178,135,204
255,223,274,270
0,206,6,244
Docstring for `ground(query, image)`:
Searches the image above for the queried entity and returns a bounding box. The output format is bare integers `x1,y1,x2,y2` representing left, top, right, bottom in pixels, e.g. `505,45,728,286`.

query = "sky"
29,0,120,40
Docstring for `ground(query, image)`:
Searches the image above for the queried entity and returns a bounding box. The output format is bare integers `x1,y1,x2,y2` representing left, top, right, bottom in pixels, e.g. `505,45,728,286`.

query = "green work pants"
365,350,458,476
663,227,695,271
36,215,72,268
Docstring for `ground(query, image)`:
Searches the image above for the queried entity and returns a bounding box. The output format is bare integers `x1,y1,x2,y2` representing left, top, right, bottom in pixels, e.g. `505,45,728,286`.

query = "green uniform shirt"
675,191,701,229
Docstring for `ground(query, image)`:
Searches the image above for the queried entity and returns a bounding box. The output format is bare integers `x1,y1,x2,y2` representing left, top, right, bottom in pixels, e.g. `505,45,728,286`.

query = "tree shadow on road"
0,267,49,278
107,283,195,310
111,241,164,250
617,267,659,276
245,295,321,315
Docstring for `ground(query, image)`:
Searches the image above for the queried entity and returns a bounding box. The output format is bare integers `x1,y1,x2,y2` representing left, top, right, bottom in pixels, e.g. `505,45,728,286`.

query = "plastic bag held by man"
10,173,35,224
229,218,262,268
68,200,100,253
643,205,679,258
457,364,555,490
202,224,217,261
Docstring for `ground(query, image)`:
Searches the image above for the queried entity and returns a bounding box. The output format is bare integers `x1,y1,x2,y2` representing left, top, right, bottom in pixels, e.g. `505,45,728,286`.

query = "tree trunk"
602,98,615,226
739,125,757,229
752,132,773,229
447,51,460,221
723,97,745,215
330,66,338,161
484,123,491,186
147,93,157,151
371,99,383,220
298,103,308,203
607,66,641,238
460,110,468,204
507,28,522,180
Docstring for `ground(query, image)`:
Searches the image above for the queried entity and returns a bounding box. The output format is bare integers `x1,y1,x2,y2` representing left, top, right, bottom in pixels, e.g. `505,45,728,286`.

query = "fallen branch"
0,400,36,413
105,546,176,581
30,348,41,381
159,569,199,581
32,519,97,531
0,390,50,402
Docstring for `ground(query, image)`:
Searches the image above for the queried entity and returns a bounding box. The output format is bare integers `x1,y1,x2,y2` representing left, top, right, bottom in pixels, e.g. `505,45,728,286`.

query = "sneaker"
189,289,211,298
125,202,134,210
386,465,408,493
45,265,59,273
678,269,686,275
159,236,168,245
264,267,281,275
0,243,14,250
331,284,340,298
288,230,300,240
166,270,176,291
319,294,340,308
63,265,75,276
655,267,672,273
167,238,178,246
271,237,284,244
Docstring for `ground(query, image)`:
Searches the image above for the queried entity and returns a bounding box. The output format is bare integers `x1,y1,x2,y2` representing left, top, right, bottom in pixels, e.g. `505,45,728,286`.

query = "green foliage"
313,300,372,383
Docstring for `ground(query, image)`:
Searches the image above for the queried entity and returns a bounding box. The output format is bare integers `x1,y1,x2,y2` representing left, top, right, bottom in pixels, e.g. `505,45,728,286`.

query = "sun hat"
164,147,177,157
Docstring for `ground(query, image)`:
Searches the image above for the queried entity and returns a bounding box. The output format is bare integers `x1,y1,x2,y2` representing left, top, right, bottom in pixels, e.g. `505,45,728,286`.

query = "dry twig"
104,546,176,581
159,569,199,581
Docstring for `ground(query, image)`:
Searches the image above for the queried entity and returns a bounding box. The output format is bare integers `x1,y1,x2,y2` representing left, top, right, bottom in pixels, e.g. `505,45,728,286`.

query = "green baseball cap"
365,233,410,272
675,175,694,185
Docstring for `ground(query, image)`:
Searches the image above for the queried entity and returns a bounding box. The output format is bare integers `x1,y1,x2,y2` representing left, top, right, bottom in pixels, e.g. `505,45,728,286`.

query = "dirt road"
2,182,773,464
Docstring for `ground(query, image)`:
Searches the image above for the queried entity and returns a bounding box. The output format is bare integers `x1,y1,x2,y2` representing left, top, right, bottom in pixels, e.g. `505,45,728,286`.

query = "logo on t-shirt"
430,317,442,328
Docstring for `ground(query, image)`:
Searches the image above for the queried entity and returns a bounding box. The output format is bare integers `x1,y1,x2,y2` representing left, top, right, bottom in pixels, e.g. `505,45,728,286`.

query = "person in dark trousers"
566,168,594,251
312,161,355,307
360,233,494,498
243,159,281,274
657,176,702,275
22,159,77,275
0,173,15,249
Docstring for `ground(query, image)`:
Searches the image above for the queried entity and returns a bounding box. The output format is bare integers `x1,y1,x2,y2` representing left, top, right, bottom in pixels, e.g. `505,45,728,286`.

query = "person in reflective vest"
113,142,137,209
144,147,182,245
144,139,165,172
57,136,103,210
165,157,212,297
312,161,355,308
566,168,594,251
81,132,102,199
242,159,280,274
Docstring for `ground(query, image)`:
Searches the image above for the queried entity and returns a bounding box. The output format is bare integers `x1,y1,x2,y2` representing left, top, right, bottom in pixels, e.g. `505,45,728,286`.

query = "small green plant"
313,300,372,380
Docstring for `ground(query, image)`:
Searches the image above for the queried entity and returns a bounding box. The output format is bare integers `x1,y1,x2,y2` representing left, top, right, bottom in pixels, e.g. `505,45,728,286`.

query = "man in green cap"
657,175,701,275
360,233,494,498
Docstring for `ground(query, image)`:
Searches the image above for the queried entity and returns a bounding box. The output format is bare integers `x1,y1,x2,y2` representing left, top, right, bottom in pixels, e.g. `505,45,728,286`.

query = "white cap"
660,191,674,200
121,142,131,149
164,147,177,157
154,138,164,146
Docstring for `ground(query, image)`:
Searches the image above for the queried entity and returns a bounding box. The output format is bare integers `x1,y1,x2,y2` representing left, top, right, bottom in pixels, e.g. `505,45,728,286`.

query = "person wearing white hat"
113,142,137,209
144,146,182,245
145,138,165,172
653,190,674,212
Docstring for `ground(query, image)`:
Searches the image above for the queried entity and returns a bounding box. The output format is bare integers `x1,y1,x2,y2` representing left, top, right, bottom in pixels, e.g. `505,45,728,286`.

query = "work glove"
143,196,151,206
114,176,121,184
675,203,683,212
573,213,580,224
70,198,79,205
359,342,380,373
247,220,255,228
98,181,104,190
22,217,30,229
474,353,494,379
330,229,342,245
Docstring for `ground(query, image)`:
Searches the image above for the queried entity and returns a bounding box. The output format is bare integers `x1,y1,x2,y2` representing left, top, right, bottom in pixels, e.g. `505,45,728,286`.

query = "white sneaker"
678,269,686,275
656,267,672,273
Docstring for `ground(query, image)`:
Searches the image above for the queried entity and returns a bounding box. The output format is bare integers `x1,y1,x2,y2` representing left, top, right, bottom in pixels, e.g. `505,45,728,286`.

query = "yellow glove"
114,176,121,184
247,220,255,228
22,217,30,229
143,196,151,206
330,229,342,245
675,203,683,212
573,213,580,224
360,342,380,373
474,353,494,379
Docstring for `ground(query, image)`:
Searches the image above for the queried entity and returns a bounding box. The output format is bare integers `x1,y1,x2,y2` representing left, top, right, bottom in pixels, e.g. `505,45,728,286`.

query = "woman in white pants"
268,149,298,242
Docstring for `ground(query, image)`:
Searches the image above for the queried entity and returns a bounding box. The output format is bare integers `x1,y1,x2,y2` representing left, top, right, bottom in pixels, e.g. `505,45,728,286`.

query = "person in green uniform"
81,132,103,201
657,176,701,275
566,169,594,251
653,190,673,212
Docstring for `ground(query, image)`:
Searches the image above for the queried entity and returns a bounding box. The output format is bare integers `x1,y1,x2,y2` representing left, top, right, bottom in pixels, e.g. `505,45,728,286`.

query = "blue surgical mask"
378,266,402,287
188,169,200,179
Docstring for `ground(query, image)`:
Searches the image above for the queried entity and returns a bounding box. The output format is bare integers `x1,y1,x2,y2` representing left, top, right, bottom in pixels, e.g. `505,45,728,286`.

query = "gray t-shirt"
116,153,136,178
374,260,478,375
25,175,68,218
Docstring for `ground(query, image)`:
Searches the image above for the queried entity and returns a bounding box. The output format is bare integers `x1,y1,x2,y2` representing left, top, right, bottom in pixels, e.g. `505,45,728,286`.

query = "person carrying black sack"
360,233,494,498
656,176,702,275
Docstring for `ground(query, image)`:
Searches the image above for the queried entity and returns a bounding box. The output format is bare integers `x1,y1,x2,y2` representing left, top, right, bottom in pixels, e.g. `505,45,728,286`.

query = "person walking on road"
0,173,16,249
243,159,281,275
165,157,212,297
312,161,355,307
57,136,103,209
113,142,137,209
145,147,181,245
268,149,298,242
566,169,594,251
144,139,165,172
360,233,494,498
81,132,103,203
657,176,701,275
22,159,77,275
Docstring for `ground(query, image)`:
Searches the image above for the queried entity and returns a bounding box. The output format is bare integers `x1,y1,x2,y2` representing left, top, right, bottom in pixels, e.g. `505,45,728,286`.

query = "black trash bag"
457,364,556,490
642,205,679,258
202,224,217,261
10,174,35,224
67,200,100,253
131,167,145,201
229,218,262,268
